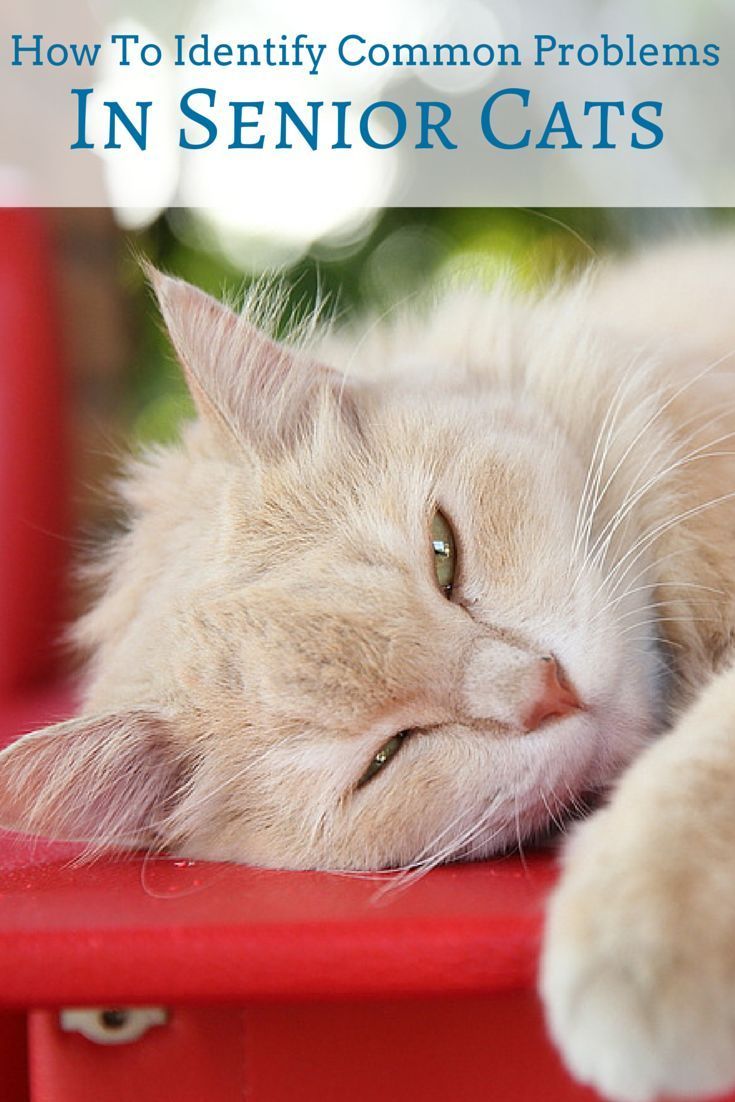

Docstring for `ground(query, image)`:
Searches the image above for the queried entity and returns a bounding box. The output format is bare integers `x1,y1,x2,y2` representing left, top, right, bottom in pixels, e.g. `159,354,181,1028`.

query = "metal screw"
60,1006,168,1045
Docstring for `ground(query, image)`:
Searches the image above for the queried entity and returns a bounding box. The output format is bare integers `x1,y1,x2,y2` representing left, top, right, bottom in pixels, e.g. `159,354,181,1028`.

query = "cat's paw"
540,810,735,1102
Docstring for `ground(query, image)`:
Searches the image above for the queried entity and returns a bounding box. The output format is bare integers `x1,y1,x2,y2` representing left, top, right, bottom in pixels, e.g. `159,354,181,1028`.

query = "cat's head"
0,270,663,870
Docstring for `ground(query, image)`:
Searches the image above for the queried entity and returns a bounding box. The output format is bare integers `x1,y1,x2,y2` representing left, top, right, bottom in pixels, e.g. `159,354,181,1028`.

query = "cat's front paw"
540,810,735,1102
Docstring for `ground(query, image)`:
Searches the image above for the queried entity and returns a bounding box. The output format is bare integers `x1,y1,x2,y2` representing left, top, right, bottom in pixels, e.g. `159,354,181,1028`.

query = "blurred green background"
123,207,733,444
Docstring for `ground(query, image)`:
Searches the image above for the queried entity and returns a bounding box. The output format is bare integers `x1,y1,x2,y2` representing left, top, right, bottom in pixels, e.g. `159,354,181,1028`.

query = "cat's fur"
2,239,735,1101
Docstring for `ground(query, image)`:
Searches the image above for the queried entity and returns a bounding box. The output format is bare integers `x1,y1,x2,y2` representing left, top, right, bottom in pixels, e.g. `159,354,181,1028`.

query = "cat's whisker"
336,288,424,391
574,357,666,578
585,398,735,573
590,577,722,621
626,634,678,651
617,615,719,640
601,489,735,609
520,209,599,261
562,781,593,820
579,423,690,586
570,353,648,571
578,385,651,563
592,578,724,624
513,793,529,874
570,354,647,574
377,799,514,896
570,371,627,565
589,548,691,625
572,348,735,589
403,804,483,867
608,597,716,630
585,479,735,618
540,788,567,834
336,804,488,889
458,818,514,863
586,435,735,581
615,546,690,591
381,813,510,897
410,806,495,870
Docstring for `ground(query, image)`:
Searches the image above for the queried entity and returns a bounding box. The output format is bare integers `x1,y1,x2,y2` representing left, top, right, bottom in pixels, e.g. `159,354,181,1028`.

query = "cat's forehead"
232,443,433,559
212,395,565,620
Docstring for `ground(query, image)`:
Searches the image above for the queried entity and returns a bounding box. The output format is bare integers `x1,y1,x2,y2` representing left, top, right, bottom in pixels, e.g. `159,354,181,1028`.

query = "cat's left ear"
147,265,358,452
0,711,187,851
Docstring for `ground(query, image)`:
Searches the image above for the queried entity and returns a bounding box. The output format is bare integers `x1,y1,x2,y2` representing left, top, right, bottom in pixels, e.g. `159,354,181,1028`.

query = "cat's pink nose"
523,656,583,732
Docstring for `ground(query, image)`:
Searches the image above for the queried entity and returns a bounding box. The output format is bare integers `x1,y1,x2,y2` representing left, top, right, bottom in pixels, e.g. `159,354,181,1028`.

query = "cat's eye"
356,732,409,789
430,509,456,596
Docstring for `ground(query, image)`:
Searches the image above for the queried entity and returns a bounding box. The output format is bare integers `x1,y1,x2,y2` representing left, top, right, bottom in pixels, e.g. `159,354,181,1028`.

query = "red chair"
0,209,603,1101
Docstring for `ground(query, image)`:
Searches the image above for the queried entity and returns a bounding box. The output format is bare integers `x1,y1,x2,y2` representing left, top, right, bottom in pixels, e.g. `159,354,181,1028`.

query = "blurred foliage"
124,206,734,443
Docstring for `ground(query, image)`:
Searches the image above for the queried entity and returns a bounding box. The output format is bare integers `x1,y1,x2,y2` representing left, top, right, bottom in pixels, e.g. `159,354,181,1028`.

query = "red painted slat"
0,209,68,698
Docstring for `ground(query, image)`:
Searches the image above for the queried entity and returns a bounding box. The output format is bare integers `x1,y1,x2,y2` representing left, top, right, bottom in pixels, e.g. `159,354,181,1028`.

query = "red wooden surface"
28,995,602,1102
0,845,555,1007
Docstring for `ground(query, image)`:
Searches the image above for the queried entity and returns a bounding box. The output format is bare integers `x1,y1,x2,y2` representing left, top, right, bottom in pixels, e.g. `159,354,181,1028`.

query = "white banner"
0,0,732,225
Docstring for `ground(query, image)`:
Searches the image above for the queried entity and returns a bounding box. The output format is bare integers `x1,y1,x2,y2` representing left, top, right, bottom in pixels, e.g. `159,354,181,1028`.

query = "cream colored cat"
2,239,735,1101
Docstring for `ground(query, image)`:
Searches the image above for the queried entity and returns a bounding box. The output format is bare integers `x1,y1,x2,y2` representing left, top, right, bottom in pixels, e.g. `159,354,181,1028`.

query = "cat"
2,239,735,1102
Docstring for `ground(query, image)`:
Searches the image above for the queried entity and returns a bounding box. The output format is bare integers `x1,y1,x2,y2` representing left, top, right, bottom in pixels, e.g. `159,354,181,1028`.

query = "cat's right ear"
0,711,187,852
145,265,358,453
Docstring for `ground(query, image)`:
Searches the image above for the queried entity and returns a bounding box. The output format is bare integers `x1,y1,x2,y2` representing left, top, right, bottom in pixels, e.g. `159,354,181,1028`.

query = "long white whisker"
540,789,567,834
571,348,735,589
378,804,512,897
513,793,529,874
592,490,735,611
586,436,735,580
609,597,715,630
617,615,719,639
571,355,648,571
593,579,724,623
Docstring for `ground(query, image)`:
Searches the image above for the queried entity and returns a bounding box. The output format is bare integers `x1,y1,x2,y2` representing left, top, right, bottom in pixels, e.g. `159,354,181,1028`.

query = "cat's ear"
147,266,357,452
0,711,186,850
